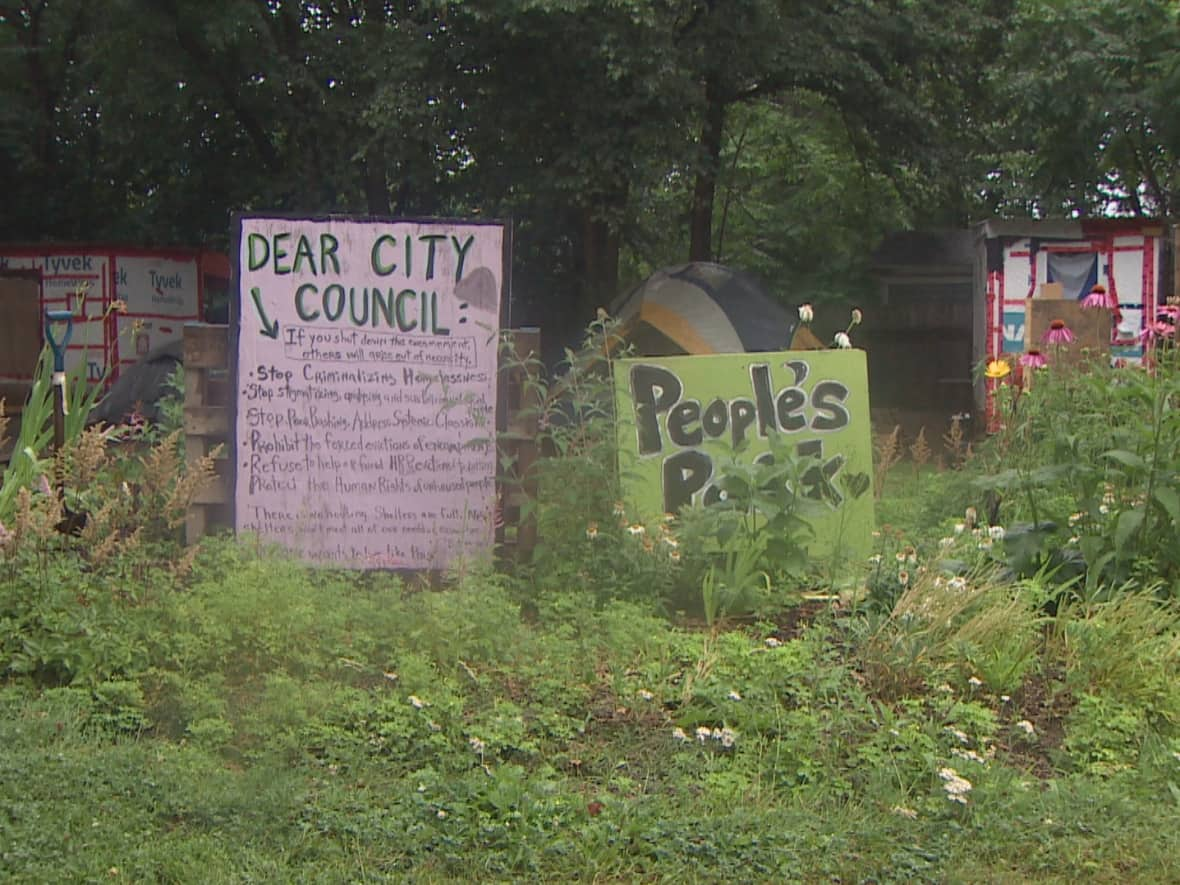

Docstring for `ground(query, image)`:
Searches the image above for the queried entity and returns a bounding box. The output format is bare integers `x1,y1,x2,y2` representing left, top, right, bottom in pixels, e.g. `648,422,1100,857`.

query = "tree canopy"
1,0,1175,338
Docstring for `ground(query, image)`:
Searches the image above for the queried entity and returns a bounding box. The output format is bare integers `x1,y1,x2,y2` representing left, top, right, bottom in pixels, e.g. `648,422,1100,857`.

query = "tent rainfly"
612,262,799,355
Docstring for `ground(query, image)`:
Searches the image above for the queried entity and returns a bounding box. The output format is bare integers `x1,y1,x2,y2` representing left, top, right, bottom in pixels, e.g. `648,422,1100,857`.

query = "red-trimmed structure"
870,219,1171,435
0,244,228,387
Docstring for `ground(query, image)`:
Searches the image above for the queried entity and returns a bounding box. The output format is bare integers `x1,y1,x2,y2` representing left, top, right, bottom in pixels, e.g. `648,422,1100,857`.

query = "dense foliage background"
3,0,1178,345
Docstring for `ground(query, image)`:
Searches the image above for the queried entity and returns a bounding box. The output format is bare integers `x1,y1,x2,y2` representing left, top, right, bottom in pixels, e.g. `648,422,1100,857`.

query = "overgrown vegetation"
3,325,1180,881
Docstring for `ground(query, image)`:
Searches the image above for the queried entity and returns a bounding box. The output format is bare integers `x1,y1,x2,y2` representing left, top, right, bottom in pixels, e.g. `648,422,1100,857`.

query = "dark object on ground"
55,505,88,537
88,340,183,426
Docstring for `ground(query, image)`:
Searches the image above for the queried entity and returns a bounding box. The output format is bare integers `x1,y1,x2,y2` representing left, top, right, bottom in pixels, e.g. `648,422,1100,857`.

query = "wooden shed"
870,220,1174,436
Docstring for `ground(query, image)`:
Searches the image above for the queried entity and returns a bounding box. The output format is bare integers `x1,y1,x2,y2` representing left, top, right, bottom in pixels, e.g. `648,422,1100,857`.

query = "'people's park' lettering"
629,362,851,513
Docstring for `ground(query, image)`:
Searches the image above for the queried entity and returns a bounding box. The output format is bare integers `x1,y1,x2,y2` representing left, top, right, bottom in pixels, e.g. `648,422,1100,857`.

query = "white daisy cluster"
678,725,738,749
938,767,973,804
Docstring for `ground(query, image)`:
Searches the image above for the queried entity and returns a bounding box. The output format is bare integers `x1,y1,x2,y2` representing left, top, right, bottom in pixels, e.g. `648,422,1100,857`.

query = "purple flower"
1139,321,1175,345
1020,349,1048,369
1042,319,1075,345
1081,285,1116,310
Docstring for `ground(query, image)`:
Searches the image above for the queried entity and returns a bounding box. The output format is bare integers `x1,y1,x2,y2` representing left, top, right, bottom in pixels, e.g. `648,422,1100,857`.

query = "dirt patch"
995,668,1073,779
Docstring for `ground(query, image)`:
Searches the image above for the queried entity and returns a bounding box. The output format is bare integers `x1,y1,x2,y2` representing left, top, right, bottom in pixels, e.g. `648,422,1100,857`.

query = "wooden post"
497,328,543,560
183,323,231,544
1173,225,1179,301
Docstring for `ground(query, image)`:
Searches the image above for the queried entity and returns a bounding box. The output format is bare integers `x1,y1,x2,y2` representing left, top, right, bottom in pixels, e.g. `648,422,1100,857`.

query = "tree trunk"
363,139,392,215
689,76,727,262
580,211,620,318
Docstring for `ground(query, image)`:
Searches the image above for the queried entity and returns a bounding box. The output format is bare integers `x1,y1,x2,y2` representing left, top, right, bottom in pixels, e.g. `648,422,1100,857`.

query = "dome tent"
611,262,799,355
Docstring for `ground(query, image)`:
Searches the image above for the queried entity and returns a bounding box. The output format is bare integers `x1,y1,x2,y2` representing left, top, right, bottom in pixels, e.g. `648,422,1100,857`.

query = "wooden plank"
1024,299,1111,363
0,273,42,381
192,473,230,506
184,323,229,369
1174,226,1179,301
184,507,207,546
184,405,230,437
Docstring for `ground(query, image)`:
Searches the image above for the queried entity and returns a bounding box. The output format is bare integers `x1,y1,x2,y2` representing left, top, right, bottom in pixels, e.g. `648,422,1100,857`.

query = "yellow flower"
984,359,1011,380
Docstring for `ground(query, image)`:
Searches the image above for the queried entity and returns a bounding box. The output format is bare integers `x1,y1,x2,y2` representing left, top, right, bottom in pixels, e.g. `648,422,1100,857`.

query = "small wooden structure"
0,270,43,463
181,323,542,562
870,220,1173,431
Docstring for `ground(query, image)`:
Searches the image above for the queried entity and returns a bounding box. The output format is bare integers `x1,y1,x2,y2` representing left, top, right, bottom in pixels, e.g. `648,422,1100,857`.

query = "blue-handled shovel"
44,309,74,454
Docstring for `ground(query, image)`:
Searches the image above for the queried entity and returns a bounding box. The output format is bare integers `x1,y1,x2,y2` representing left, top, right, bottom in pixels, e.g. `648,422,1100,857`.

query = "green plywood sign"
613,350,874,560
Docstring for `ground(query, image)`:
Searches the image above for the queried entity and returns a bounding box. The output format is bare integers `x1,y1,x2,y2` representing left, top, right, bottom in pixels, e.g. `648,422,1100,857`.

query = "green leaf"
1103,449,1147,472
1113,507,1145,552
1152,486,1180,528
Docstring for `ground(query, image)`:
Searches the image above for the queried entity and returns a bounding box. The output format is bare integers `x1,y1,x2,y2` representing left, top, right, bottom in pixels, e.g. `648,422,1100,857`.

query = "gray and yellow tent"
612,262,806,355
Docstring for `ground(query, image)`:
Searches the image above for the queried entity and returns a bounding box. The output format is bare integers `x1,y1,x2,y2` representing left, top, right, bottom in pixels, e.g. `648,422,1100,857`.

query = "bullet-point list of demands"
236,324,497,570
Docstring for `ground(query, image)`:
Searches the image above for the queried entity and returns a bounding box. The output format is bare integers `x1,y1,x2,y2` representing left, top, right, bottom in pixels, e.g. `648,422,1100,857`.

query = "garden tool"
44,309,74,454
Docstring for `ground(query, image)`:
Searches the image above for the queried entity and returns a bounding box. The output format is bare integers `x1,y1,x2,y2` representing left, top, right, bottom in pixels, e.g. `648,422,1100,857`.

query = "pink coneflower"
1042,319,1075,345
1139,321,1175,345
1081,285,1116,310
1020,349,1048,369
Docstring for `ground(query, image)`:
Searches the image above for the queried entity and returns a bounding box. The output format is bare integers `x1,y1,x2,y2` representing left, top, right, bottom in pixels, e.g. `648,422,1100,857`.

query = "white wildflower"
977,538,993,550
938,767,973,804
718,727,738,749
764,637,782,648
727,690,743,702
1015,719,1036,737
637,689,655,701
626,524,645,536
988,525,1005,541
948,577,968,591
967,676,983,688
798,303,814,323
952,748,988,765
953,522,966,535
1000,695,1011,703
672,727,689,743
945,727,970,745
408,695,427,709
834,331,852,349
891,805,918,820
1068,512,1084,527
939,537,956,548
868,554,882,565
695,726,712,743
469,736,487,754
436,809,448,819
1099,504,1110,515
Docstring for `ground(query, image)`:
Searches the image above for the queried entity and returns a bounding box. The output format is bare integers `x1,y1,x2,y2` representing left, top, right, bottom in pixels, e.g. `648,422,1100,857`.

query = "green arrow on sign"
251,287,279,339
